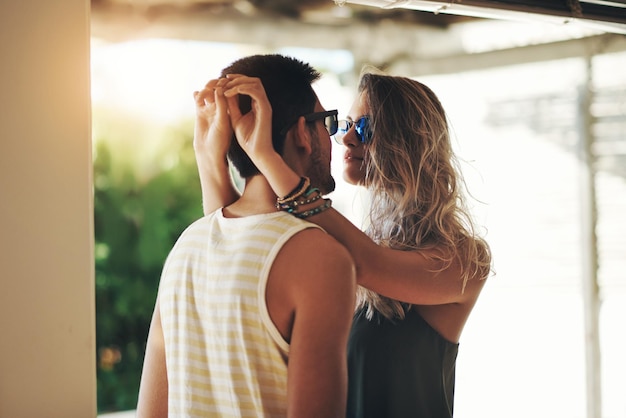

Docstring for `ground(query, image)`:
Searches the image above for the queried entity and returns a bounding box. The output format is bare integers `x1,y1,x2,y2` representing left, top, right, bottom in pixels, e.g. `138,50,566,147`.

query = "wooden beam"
90,3,466,63
347,0,626,34
386,33,626,76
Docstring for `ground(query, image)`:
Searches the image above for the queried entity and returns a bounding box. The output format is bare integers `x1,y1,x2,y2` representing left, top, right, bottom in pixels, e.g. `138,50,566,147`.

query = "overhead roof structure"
91,0,626,77
91,0,626,38
347,0,626,33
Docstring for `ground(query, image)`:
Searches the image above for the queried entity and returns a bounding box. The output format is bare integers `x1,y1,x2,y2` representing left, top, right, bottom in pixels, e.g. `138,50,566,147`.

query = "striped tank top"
158,209,320,417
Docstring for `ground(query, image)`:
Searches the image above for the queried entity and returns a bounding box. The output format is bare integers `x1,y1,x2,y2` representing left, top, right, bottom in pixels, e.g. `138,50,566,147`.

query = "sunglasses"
279,110,339,137
334,116,372,144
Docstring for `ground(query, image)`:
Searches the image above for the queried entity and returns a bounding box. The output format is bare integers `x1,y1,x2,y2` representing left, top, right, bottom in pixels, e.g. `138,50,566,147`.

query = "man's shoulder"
284,226,343,254
271,224,356,320
277,227,355,281
173,213,216,240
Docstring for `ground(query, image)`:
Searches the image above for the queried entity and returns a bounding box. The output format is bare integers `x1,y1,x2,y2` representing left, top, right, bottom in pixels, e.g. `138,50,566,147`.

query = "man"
136,54,356,418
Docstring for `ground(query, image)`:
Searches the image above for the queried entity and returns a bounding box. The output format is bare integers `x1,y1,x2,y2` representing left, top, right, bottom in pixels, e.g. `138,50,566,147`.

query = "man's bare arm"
136,299,168,418
270,229,356,418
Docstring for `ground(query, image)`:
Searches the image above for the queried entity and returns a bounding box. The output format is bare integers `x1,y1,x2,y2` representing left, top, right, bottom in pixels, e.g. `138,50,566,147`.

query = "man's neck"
222,175,279,218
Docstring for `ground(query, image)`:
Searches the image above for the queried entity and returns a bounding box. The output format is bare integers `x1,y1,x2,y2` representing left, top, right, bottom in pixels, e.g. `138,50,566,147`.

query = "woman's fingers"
224,81,271,116
194,78,224,106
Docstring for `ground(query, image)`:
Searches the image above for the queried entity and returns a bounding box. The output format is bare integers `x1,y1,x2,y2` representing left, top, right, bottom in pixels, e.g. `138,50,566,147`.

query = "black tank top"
347,306,459,418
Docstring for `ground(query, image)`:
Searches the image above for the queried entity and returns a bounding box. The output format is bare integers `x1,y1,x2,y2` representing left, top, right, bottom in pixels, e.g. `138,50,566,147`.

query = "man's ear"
291,116,313,156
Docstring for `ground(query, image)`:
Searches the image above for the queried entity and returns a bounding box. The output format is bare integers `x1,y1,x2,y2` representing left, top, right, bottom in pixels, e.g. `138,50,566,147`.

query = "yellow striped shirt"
159,209,320,417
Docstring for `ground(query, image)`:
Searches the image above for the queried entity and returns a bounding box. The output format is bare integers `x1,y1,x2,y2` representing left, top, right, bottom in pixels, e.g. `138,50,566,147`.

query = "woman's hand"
223,74,307,199
193,78,232,165
223,74,277,169
193,78,239,215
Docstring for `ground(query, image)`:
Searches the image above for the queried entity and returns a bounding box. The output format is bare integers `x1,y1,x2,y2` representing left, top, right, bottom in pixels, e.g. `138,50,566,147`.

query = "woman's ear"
291,116,313,156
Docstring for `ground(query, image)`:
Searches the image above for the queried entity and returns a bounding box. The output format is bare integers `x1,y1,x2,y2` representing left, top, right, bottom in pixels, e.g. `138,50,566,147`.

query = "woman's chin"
342,170,363,186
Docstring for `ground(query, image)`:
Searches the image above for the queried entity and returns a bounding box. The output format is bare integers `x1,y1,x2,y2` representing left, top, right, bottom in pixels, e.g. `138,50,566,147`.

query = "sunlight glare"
91,39,253,123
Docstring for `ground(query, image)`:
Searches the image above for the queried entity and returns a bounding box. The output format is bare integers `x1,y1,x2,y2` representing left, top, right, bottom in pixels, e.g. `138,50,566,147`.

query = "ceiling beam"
385,33,626,76
346,0,626,34
90,3,466,61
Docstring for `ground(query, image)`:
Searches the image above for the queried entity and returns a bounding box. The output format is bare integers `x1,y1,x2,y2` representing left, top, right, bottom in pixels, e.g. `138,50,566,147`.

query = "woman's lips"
344,152,363,162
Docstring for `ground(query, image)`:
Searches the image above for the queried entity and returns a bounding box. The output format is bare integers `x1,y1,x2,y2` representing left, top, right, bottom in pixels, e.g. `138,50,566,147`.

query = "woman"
196,67,492,417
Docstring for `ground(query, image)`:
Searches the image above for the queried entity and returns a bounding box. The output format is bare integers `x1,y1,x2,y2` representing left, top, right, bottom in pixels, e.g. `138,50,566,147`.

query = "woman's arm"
220,75,477,307
193,78,240,215
304,209,476,306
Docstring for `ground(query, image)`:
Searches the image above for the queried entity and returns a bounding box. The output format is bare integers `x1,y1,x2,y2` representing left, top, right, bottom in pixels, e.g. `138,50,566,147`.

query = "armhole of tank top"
257,223,322,356
158,215,214,318
156,222,193,314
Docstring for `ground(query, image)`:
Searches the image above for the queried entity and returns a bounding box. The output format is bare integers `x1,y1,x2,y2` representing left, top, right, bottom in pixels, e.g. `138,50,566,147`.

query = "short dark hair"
220,54,321,178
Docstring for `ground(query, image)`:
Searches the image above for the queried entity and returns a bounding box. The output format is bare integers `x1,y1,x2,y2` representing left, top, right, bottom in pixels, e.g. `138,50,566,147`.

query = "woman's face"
340,92,369,186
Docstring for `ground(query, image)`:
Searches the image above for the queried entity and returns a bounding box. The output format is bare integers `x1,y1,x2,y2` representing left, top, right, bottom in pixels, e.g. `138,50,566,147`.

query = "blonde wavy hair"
356,71,492,320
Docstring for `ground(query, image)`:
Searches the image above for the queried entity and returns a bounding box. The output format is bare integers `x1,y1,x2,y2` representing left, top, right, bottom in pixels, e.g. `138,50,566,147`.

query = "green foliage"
93,111,203,413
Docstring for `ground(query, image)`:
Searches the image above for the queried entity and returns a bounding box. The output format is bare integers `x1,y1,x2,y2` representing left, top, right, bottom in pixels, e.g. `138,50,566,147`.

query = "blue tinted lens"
334,117,371,144
337,120,350,135
354,117,372,143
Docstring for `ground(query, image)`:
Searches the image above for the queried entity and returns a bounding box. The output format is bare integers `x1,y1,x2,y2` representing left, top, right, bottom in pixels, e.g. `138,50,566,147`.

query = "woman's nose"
341,126,359,147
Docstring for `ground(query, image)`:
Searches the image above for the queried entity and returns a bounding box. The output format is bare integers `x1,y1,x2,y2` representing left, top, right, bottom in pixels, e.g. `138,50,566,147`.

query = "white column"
577,56,602,418
0,1,96,417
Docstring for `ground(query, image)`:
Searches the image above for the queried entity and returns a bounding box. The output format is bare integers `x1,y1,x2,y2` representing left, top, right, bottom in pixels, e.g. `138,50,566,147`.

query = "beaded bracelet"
276,187,321,211
293,198,332,219
276,176,310,206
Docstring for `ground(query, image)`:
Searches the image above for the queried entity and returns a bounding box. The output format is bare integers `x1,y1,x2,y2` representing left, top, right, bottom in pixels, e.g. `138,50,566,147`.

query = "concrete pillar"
0,1,96,417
